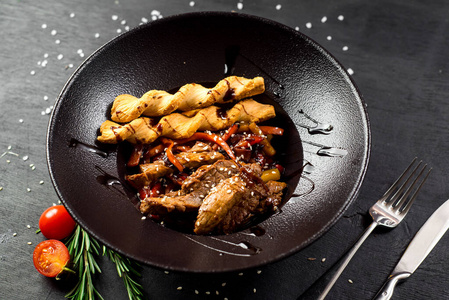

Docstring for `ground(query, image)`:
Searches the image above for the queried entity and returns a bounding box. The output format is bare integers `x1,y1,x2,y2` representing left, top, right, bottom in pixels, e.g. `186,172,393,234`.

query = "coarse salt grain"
237,2,243,9
95,33,100,38
112,15,118,21
41,24,47,29
141,17,148,23
22,156,29,161
55,39,60,44
347,68,354,75
189,1,195,7
342,46,349,51
275,4,282,10
57,54,63,60
19,119,24,123
51,29,57,36
30,70,35,75
13,233,17,236
327,36,332,41
321,16,327,23
338,15,344,21
27,188,31,192
70,12,75,18
295,26,300,31
306,22,312,29
27,225,31,228
44,95,48,101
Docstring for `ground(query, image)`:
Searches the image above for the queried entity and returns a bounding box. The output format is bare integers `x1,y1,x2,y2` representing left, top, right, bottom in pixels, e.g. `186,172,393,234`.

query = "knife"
373,199,449,300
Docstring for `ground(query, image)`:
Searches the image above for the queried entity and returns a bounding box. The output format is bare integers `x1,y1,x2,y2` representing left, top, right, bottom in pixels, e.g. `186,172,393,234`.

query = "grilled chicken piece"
97,99,276,144
139,160,240,215
111,76,265,122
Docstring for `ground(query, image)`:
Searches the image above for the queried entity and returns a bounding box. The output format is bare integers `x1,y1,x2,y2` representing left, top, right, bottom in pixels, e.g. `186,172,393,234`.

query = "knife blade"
373,199,449,300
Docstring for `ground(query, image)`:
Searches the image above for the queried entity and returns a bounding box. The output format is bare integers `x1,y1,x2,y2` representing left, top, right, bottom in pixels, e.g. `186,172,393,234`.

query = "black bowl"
47,12,370,273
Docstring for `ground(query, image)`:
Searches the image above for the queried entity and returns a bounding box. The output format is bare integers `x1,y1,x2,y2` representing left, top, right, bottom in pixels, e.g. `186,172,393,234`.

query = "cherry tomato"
33,240,70,277
39,205,76,240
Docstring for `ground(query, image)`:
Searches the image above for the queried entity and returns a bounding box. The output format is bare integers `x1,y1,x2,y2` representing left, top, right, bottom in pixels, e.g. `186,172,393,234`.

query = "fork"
316,158,431,300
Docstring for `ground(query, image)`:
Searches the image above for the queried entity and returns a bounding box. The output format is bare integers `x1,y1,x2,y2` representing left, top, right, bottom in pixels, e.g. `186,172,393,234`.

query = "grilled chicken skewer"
111,76,265,123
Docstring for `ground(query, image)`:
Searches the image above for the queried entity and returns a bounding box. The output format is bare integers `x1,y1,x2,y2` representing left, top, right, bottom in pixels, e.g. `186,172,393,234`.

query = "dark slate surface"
1,0,449,299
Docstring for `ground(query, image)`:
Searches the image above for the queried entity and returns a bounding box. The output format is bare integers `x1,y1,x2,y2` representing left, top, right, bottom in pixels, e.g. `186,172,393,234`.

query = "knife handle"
373,272,411,300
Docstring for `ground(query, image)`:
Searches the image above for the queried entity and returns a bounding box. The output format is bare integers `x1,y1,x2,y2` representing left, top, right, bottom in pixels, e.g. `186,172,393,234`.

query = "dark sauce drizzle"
296,109,333,135
69,138,108,158
94,165,125,197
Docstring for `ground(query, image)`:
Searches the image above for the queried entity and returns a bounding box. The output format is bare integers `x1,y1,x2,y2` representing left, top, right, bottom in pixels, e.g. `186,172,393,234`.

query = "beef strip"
125,161,172,188
139,160,240,216
194,164,287,235
174,151,225,169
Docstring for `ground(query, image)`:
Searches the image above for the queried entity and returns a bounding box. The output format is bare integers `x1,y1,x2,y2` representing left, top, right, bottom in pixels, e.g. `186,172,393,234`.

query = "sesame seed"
306,22,312,29
295,26,300,31
141,17,148,23
348,279,353,284
121,20,127,25
55,39,60,44
347,68,354,75
51,29,57,36
141,216,146,220
177,287,182,290
43,95,48,101
308,257,316,261
216,291,219,295
238,272,243,276
27,188,31,192
222,282,226,287
94,33,100,38
237,2,243,9
27,225,31,228
194,290,199,294
13,233,17,236
27,242,32,245
189,1,195,7
112,15,118,21
117,28,122,34
70,12,75,18
275,4,282,10
321,16,327,23
164,271,169,274
338,15,345,21
327,36,332,41
0,187,3,191
39,181,44,185
322,258,326,262
253,288,257,293
41,24,47,29
19,119,24,123
205,291,210,295
342,46,349,51
57,54,63,60
30,70,36,75
257,270,262,274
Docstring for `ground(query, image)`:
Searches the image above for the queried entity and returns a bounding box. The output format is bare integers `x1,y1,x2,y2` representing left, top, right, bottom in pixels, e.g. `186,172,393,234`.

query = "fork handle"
373,272,411,300
316,221,378,300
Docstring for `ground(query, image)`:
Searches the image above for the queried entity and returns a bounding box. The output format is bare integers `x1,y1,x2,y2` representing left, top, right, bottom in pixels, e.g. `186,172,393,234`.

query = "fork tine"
389,160,422,208
381,157,417,201
398,167,432,215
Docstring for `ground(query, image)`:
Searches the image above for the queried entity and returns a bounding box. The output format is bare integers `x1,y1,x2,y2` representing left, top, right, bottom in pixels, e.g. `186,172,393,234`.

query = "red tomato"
39,205,76,240
33,240,70,277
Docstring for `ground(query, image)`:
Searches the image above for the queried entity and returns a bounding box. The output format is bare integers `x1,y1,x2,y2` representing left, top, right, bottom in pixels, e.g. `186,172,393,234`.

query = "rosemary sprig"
65,225,103,300
63,225,144,300
103,246,144,300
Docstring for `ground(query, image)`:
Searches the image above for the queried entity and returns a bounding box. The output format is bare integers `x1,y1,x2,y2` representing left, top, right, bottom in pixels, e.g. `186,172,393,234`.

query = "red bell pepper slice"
258,126,284,136
160,137,184,172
